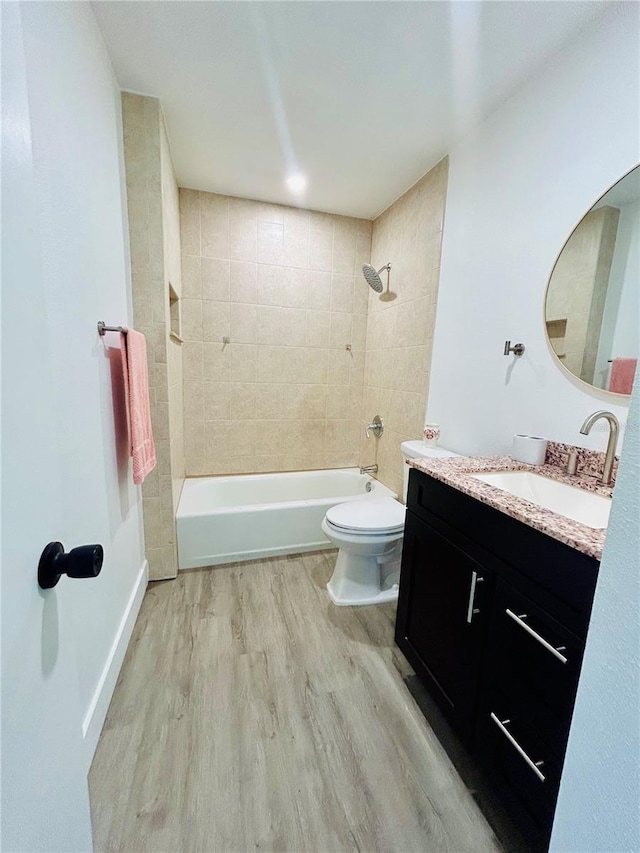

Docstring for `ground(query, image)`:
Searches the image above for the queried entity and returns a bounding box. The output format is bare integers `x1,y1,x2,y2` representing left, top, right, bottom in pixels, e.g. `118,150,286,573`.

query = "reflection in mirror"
545,164,639,396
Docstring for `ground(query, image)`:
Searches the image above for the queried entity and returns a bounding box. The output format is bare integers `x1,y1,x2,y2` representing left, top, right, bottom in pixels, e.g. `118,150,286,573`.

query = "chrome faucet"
579,410,619,486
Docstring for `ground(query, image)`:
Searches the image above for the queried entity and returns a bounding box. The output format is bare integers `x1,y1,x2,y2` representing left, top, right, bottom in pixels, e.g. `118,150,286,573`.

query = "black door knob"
38,542,104,589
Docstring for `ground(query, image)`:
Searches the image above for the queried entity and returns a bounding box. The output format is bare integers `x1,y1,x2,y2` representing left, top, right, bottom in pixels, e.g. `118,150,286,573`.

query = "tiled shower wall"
360,158,449,497
179,190,372,475
160,119,185,514
122,93,184,580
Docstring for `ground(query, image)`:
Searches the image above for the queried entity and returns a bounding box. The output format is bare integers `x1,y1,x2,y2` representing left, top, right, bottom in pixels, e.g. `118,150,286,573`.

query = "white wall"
550,364,640,852
428,4,639,456
20,1,146,768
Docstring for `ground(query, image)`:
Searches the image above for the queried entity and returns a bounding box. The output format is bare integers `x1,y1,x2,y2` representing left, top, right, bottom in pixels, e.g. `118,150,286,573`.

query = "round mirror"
545,164,639,396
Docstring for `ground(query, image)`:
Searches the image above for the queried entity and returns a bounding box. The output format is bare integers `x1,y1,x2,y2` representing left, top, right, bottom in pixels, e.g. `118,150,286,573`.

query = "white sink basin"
471,470,611,529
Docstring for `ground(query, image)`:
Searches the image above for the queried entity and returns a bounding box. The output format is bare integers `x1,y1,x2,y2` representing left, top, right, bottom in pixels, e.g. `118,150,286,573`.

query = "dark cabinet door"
395,510,494,741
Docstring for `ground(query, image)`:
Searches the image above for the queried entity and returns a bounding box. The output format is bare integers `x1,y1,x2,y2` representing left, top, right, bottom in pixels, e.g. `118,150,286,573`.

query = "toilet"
323,441,460,606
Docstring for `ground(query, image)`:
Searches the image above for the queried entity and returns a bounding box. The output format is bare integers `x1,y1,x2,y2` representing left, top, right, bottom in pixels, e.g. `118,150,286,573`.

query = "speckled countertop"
406,442,614,560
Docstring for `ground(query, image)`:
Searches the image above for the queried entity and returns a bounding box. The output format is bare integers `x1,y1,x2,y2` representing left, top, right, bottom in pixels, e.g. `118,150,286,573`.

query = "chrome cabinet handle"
466,571,483,623
505,609,568,664
490,713,546,782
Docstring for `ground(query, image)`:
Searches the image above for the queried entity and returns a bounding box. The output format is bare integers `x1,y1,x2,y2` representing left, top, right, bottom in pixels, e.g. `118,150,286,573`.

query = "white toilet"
323,441,460,606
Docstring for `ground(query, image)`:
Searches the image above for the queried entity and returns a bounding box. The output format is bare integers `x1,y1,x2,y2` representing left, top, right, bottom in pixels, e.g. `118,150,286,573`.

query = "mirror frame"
543,162,640,399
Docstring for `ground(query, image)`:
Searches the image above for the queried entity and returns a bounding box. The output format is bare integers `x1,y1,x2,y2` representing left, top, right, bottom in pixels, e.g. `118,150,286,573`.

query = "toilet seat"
325,497,406,535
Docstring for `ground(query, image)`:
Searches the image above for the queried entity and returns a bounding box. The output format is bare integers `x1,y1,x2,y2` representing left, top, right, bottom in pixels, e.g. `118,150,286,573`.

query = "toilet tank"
400,440,460,503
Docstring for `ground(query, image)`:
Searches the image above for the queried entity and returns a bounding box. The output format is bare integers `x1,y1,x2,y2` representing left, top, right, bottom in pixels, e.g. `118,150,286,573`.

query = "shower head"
362,263,391,293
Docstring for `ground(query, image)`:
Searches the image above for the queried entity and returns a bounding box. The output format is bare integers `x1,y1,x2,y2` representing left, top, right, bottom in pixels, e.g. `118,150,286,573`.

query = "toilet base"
326,550,400,607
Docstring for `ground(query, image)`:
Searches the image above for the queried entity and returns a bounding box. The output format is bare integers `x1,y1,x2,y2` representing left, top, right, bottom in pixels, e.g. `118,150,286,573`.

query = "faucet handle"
365,415,384,439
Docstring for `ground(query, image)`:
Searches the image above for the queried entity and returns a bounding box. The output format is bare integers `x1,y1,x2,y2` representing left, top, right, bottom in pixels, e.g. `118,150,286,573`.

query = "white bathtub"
176,468,396,570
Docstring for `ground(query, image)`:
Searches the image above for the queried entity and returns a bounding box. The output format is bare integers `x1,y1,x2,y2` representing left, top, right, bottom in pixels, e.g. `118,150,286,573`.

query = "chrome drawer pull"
466,571,484,623
490,713,546,782
505,609,568,664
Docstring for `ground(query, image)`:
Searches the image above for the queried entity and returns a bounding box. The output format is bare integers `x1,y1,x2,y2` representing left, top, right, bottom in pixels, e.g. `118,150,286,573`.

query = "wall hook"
504,340,525,357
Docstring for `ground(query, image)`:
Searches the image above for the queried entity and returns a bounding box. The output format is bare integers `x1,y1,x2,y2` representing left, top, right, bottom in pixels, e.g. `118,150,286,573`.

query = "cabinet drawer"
475,695,561,839
481,583,584,756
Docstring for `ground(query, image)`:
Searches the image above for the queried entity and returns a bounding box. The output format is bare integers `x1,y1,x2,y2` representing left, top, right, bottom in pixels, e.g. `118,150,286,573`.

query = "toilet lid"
326,497,406,534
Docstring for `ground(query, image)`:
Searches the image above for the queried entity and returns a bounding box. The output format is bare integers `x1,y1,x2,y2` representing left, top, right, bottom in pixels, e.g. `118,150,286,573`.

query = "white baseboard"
82,559,148,770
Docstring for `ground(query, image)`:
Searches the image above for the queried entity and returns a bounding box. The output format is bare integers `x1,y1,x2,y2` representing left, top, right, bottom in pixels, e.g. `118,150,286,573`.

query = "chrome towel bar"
97,321,127,336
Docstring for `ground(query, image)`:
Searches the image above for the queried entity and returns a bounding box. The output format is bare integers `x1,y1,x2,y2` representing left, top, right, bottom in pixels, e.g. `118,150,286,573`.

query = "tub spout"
360,464,378,475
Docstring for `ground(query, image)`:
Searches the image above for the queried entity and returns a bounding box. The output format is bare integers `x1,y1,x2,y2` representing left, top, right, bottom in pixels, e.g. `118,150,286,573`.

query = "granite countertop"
406,446,613,561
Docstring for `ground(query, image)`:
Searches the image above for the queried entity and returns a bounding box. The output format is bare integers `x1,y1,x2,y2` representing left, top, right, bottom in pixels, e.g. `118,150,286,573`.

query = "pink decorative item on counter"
423,423,440,446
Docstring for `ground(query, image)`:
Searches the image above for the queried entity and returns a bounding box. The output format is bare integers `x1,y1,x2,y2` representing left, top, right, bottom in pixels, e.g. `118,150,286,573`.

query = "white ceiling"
94,1,606,219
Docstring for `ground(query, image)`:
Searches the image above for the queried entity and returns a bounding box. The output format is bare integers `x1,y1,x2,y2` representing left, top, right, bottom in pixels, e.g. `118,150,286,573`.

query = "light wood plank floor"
89,551,502,853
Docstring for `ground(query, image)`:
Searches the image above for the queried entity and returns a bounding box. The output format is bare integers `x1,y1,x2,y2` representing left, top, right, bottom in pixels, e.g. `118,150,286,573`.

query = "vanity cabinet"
396,511,494,741
396,468,599,849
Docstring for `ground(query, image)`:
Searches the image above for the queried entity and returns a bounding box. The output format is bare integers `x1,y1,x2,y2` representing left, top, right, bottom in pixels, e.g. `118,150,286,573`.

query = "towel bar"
98,321,127,336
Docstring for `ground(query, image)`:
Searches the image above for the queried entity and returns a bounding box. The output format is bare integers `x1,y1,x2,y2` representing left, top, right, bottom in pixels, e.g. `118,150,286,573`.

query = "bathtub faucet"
360,464,378,475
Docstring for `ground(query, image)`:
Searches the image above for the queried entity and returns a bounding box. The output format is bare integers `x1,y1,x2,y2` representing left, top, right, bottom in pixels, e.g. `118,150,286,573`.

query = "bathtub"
176,468,396,570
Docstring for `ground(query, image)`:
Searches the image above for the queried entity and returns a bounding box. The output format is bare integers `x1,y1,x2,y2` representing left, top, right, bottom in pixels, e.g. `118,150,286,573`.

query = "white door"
1,4,94,850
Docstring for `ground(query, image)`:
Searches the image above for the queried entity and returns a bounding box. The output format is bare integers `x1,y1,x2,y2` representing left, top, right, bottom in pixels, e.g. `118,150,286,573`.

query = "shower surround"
180,192,372,476
179,161,448,490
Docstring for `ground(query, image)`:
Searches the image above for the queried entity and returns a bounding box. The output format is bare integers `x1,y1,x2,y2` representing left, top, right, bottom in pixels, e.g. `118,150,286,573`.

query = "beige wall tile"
179,194,200,256
203,342,230,382
330,274,354,314
281,268,308,309
203,382,230,421
333,220,357,274
230,261,258,304
306,271,332,311
328,349,351,385
229,343,257,382
229,217,257,262
306,311,331,348
330,313,352,350
202,258,231,302
183,342,203,381
257,265,283,305
181,255,202,299
184,381,204,421
230,302,258,344
181,299,203,341
258,221,284,265
280,308,307,347
309,228,333,272
203,301,231,342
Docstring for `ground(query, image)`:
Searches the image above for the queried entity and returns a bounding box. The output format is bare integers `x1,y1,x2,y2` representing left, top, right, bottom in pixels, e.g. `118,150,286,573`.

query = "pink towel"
120,329,156,485
609,358,637,395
